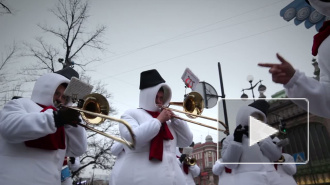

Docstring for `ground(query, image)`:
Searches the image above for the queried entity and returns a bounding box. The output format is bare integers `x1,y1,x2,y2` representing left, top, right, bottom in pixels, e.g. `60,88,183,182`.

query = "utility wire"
101,23,292,80
91,0,287,67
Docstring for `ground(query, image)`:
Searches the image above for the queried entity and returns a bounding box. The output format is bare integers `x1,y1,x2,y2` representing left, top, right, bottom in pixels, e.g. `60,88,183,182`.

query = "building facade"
268,90,330,184
192,135,218,185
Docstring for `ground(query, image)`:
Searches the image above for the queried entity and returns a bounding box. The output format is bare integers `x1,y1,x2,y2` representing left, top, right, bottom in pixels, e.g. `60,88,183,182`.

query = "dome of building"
205,135,213,142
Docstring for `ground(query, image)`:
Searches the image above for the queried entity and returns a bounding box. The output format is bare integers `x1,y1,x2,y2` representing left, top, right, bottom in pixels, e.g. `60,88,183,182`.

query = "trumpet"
276,155,285,163
162,92,228,132
63,93,136,149
184,156,197,166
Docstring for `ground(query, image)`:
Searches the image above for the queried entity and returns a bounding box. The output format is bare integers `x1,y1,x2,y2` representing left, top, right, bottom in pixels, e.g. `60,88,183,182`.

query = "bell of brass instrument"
65,93,136,149
276,155,285,163
80,93,110,124
165,92,228,132
169,92,204,118
184,156,197,166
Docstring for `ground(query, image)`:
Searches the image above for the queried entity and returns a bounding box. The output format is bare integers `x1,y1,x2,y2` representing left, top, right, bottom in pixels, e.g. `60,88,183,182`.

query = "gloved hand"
69,157,76,164
53,107,81,128
243,125,249,138
179,154,187,163
234,125,246,143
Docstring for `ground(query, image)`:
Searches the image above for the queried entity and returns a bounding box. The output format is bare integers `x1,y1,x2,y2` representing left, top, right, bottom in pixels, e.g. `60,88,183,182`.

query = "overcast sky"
1,0,317,163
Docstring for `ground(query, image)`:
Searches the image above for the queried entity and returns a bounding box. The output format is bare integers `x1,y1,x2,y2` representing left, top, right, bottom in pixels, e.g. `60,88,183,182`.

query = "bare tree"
23,0,106,73
72,124,119,180
0,0,12,15
19,0,117,179
0,44,24,107
0,45,16,71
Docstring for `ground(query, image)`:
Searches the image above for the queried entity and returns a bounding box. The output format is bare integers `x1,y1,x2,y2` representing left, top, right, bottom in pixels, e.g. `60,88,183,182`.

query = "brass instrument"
184,156,197,166
64,93,136,149
276,155,285,163
163,92,227,132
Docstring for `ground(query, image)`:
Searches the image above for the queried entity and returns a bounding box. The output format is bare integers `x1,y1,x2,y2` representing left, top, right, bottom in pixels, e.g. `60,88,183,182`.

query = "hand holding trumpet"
157,106,175,123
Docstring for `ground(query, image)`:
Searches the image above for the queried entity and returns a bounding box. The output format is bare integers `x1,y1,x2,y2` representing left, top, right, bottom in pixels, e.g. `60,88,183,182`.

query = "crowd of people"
0,0,329,184
107,69,297,185
0,66,298,185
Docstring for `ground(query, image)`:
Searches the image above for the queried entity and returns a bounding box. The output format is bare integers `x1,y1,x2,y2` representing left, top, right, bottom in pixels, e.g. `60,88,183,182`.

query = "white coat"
221,105,282,185
0,73,87,185
276,153,297,185
117,83,193,185
212,159,234,185
284,2,330,119
109,142,125,185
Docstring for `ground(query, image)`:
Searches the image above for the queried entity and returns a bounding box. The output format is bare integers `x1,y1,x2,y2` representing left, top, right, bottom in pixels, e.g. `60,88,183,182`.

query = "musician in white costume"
0,69,87,185
259,0,330,119
117,69,193,185
221,100,282,185
62,156,81,185
212,158,234,185
109,142,125,185
272,137,297,185
177,146,200,185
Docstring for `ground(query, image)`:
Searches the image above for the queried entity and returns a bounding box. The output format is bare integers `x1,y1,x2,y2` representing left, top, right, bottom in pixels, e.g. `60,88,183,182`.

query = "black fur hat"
55,67,79,80
248,100,270,116
139,69,165,90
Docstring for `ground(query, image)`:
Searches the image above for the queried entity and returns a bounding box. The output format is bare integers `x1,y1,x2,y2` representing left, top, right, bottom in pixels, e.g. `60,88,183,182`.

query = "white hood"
235,105,267,126
272,137,282,151
139,83,172,112
31,73,70,107
309,0,330,17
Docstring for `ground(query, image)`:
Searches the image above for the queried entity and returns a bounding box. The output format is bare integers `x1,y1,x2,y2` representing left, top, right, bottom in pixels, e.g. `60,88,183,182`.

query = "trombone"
63,93,136,149
163,92,228,132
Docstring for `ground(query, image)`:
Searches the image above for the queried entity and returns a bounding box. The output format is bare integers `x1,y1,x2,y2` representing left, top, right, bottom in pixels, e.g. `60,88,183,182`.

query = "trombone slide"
167,107,227,128
172,115,226,132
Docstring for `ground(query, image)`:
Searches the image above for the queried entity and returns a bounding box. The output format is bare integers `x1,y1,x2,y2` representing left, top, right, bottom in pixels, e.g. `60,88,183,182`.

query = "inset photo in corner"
216,98,310,166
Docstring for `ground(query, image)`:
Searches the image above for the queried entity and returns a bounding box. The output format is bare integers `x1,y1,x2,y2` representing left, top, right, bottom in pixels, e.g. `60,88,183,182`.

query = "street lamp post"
218,62,229,135
240,75,267,101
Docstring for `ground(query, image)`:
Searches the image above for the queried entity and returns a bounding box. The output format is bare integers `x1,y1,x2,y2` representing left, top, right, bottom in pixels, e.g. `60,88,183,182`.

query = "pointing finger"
258,63,278,68
276,53,289,64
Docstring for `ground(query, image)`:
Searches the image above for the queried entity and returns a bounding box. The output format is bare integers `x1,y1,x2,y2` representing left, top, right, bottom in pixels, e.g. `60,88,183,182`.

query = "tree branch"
0,1,12,14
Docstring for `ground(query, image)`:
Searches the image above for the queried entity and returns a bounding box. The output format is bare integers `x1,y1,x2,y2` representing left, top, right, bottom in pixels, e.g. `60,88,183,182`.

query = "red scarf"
183,163,189,174
312,20,330,56
225,167,232,173
146,110,174,161
176,155,189,174
25,104,66,150
63,156,68,166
